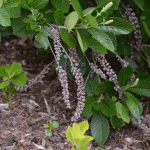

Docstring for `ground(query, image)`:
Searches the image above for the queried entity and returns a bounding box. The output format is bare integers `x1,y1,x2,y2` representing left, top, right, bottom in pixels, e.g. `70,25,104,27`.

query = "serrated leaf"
83,7,95,16
0,80,10,89
127,73,150,96
110,115,125,130
65,11,78,32
11,73,27,87
11,18,26,36
97,25,134,35
52,121,59,128
70,0,83,18
35,32,49,50
29,0,49,9
104,16,135,34
45,129,52,137
117,65,133,88
99,100,117,117
0,8,11,26
54,9,64,25
88,28,114,52
133,0,145,10
84,73,99,96
91,111,110,147
81,95,98,117
123,91,143,120
86,14,98,28
80,29,107,54
76,29,88,52
51,0,70,13
116,101,130,123
10,62,22,76
2,0,21,9
0,65,7,77
60,29,77,47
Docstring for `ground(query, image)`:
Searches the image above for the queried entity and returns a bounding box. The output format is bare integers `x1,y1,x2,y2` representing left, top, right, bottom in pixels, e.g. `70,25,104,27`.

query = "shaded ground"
0,35,150,150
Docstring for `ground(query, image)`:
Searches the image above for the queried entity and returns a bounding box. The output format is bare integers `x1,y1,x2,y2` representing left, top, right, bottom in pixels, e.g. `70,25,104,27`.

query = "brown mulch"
0,35,150,150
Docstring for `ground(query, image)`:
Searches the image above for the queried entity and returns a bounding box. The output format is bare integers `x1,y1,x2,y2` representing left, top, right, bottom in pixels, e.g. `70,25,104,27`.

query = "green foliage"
0,0,150,148
65,120,93,150
43,119,59,137
0,62,27,109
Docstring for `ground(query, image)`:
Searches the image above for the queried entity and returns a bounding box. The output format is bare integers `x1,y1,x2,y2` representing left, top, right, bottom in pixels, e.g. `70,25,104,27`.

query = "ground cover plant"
0,0,150,148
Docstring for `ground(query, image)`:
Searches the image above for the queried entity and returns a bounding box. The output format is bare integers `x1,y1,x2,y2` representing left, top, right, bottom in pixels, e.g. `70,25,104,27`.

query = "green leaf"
54,9,64,25
84,73,99,96
10,62,22,76
80,29,107,54
76,29,88,53
0,0,2,7
110,115,125,130
78,121,89,135
11,18,26,37
0,8,11,26
2,86,7,93
0,65,7,77
52,121,59,128
117,65,133,88
81,95,98,117
132,0,145,10
116,101,130,123
35,32,49,50
2,0,21,9
99,100,117,117
11,73,27,87
65,11,79,32
60,29,77,47
0,80,10,89
94,80,116,97
141,12,150,38
8,6,21,18
88,28,115,52
41,25,53,38
143,47,150,67
70,0,83,18
123,91,143,120
50,0,70,13
83,7,95,17
91,111,110,147
127,73,150,96
104,17,135,34
45,129,52,137
86,14,98,28
29,0,49,9
30,22,39,30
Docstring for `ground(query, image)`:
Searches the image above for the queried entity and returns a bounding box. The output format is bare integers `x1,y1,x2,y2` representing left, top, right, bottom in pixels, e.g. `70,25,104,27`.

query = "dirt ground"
0,35,150,150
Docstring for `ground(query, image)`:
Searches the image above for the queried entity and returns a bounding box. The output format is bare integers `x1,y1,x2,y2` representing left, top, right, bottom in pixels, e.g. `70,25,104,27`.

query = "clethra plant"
43,119,59,137
0,0,150,148
65,120,93,150
0,62,27,109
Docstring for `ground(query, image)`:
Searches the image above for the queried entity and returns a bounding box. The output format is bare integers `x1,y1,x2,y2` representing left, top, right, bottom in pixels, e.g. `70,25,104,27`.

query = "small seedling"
0,62,27,109
25,118,29,122
43,119,59,137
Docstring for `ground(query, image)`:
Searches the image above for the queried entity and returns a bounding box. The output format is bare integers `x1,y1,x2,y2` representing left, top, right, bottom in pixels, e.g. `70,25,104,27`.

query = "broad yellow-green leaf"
65,11,78,32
